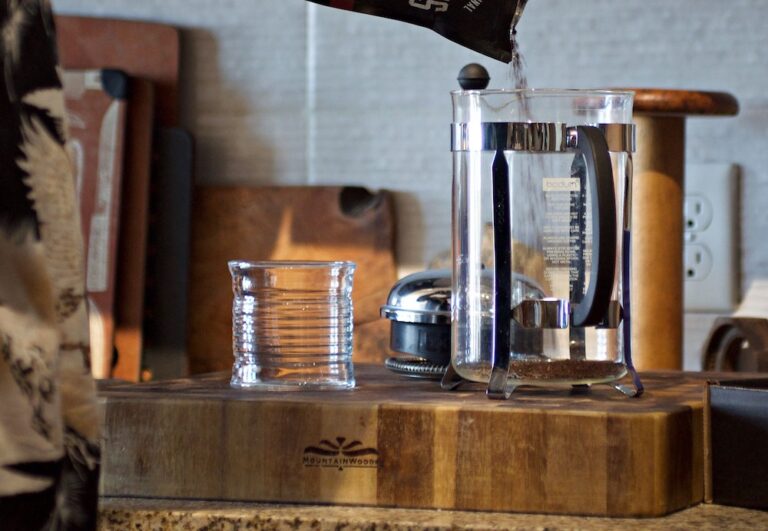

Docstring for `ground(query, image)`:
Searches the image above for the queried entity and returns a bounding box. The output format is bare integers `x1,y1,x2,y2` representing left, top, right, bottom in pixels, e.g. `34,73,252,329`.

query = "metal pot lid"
381,269,547,326
380,269,451,325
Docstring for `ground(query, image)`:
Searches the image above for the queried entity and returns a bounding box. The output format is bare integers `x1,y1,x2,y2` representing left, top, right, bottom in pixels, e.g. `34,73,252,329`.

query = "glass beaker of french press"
448,86,642,399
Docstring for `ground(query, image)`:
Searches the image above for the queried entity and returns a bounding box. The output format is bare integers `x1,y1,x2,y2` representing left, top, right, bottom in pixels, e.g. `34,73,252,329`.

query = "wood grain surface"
56,16,180,378
62,70,128,379
631,89,739,117
55,16,180,126
112,79,155,382
99,365,709,517
631,115,686,370
187,186,396,374
628,88,738,370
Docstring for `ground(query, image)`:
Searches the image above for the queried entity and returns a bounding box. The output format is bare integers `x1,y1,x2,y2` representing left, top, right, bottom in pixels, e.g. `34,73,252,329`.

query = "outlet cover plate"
684,163,739,312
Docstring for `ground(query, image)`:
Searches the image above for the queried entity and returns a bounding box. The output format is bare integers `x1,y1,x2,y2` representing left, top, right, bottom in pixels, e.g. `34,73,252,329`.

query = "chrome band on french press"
451,122,566,152
451,122,635,153
510,298,622,329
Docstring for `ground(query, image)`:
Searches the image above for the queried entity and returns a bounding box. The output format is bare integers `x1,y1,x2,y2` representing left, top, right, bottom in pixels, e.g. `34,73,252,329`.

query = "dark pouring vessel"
306,0,529,63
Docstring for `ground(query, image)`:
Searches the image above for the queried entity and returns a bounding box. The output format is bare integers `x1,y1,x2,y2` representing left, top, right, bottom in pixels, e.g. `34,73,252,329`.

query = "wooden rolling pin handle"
628,88,738,371
631,115,685,370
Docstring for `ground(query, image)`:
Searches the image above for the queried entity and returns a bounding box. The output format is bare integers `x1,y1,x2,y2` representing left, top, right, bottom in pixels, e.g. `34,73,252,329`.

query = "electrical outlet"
684,195,713,232
684,243,713,281
683,163,739,312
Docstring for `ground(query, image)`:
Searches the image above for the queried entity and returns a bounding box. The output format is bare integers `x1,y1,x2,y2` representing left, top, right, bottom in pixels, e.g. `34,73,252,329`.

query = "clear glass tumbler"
228,260,356,390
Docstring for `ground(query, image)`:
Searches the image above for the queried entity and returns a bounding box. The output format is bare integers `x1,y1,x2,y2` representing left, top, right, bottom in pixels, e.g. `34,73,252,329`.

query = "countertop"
99,498,768,530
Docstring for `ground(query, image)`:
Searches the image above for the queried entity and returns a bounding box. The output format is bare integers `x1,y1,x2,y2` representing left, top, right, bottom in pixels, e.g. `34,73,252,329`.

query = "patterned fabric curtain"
0,1,100,529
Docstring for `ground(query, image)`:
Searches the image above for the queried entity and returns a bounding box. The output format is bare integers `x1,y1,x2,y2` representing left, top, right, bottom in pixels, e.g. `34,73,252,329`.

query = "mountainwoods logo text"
303,437,379,471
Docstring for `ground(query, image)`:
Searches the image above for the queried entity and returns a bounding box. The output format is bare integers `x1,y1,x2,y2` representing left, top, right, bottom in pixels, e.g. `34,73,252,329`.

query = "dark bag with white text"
307,0,526,63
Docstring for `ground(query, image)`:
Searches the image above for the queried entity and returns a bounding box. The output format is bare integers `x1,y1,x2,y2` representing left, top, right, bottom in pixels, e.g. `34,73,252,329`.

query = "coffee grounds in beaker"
508,359,625,381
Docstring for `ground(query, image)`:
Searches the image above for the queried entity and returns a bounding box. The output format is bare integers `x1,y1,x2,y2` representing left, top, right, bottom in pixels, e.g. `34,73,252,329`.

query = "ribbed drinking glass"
229,260,356,390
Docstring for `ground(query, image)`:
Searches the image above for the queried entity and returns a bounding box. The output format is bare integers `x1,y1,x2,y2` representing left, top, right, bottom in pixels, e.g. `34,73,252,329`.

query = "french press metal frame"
444,120,643,399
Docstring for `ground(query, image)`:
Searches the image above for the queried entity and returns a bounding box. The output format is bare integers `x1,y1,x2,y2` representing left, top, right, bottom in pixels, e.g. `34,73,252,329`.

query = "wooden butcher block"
187,186,397,373
99,366,707,517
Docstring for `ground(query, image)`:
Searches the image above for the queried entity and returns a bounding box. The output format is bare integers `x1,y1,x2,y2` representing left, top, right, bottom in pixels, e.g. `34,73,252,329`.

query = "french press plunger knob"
457,63,490,90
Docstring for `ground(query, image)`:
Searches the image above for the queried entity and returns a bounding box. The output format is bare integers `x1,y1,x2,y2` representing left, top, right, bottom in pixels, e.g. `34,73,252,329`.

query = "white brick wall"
53,0,768,366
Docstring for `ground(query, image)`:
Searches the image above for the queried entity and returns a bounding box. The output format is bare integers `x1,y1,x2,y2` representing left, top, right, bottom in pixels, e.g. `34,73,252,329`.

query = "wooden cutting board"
112,78,155,382
187,186,396,374
62,69,129,379
99,366,707,517
55,15,179,126
55,16,176,380
62,70,155,381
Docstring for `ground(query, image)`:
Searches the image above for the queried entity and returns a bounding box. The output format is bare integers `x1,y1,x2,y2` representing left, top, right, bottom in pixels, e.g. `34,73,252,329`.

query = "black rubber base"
389,321,451,365
384,356,448,380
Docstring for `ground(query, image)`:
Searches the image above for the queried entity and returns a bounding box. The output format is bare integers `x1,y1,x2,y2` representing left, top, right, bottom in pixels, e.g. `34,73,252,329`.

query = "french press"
447,87,643,399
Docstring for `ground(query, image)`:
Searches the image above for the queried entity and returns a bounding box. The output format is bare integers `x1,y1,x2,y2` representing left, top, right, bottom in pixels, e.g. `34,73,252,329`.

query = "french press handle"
570,125,617,327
